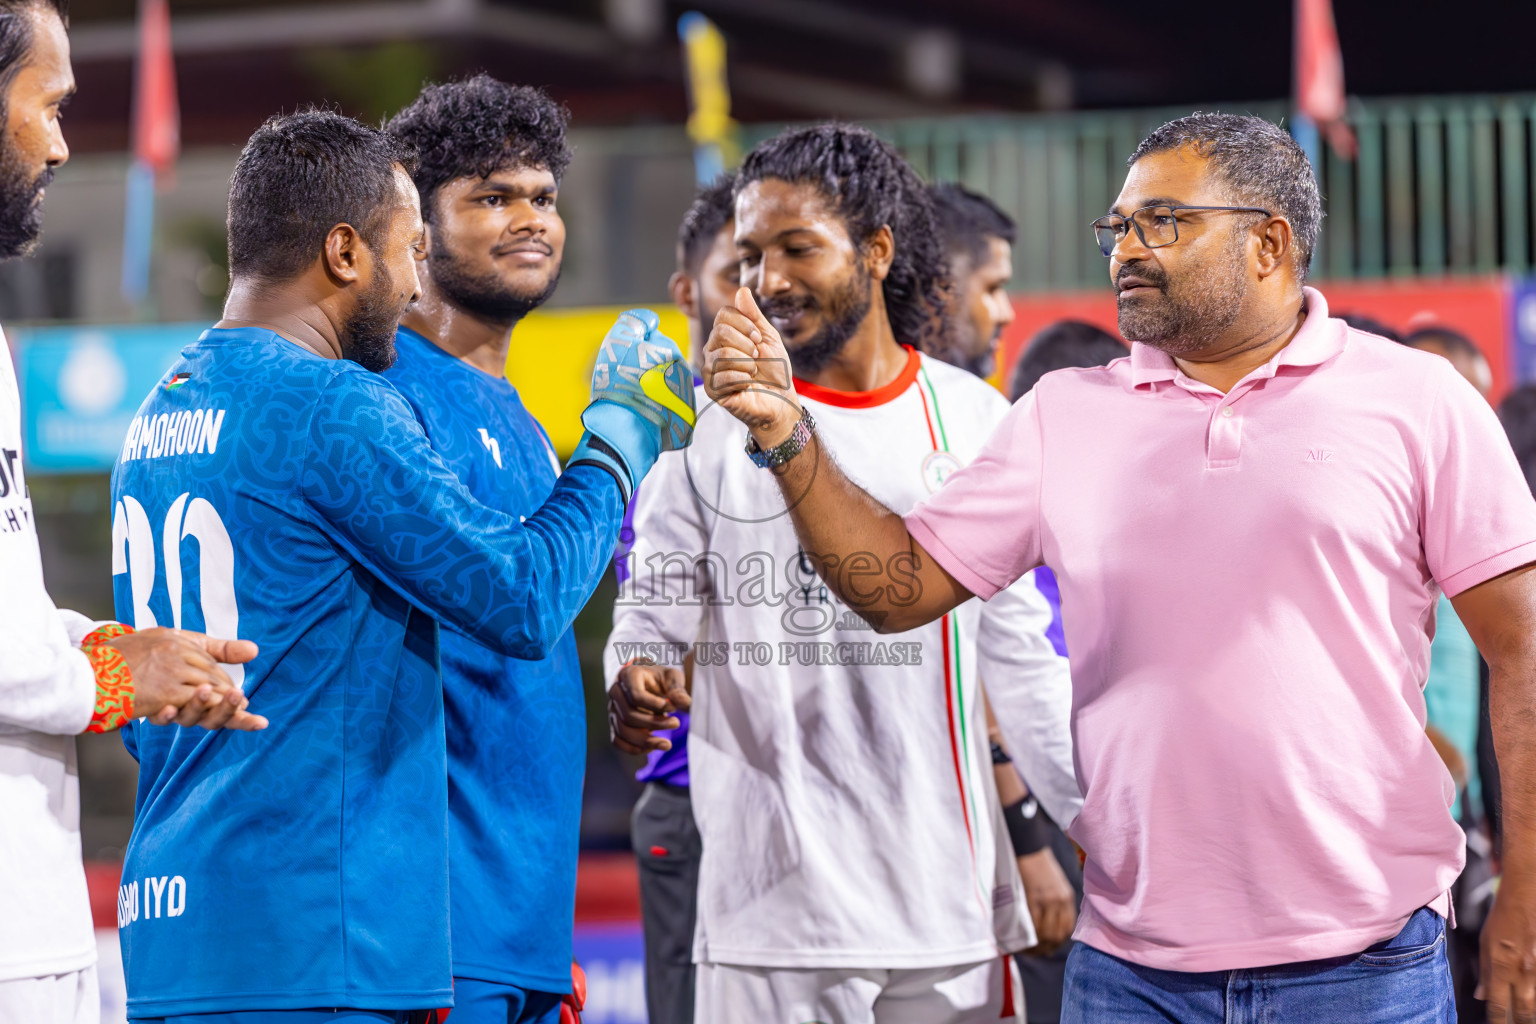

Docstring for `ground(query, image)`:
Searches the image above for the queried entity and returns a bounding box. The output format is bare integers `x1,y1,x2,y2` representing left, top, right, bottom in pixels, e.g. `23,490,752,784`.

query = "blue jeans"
1062,907,1455,1023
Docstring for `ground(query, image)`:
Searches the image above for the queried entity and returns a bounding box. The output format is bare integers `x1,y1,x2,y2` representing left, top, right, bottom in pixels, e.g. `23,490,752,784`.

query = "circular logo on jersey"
921,450,962,493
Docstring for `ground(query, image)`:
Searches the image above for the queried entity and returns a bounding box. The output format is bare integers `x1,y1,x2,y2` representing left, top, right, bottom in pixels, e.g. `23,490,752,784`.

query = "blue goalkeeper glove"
568,309,695,502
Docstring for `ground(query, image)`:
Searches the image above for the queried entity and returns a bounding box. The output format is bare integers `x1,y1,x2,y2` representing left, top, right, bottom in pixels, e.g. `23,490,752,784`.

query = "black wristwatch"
745,408,816,469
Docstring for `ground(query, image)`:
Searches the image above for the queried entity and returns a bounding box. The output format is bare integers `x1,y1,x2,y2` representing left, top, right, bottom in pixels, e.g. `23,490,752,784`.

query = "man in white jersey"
0,3,265,1021
605,124,1078,1024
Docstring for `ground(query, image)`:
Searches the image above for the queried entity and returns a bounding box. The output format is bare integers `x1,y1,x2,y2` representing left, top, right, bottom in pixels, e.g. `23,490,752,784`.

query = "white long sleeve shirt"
0,326,101,982
606,352,1080,969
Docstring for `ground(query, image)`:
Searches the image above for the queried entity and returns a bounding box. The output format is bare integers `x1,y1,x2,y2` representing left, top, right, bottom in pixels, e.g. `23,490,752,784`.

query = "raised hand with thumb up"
703,286,804,448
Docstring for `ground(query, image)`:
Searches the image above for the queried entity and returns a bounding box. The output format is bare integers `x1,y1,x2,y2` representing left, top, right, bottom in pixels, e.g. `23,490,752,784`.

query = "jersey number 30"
112,493,243,686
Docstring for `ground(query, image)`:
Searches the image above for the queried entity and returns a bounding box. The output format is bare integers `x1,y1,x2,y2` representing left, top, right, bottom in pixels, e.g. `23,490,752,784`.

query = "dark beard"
0,135,53,261
1116,229,1247,355
428,242,560,324
964,334,1000,379
341,266,404,372
937,322,999,378
765,263,872,378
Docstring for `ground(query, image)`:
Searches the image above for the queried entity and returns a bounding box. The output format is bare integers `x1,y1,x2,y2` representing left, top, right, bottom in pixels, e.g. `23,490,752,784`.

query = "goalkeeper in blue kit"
379,78,597,1024
110,111,693,1024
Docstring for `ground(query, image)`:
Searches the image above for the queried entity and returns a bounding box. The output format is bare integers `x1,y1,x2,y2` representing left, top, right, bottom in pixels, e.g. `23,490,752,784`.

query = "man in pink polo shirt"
698,112,1536,1022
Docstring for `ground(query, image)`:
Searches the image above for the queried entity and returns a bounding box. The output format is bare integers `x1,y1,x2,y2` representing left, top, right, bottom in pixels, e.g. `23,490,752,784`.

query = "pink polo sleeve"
1422,368,1536,597
905,390,1045,600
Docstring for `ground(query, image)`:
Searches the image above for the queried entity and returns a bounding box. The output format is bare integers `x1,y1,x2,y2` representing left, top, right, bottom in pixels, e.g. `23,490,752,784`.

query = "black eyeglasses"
1091,205,1271,257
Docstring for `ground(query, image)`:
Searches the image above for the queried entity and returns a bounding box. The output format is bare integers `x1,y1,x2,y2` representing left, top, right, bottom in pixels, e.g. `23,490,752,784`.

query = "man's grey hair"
1130,113,1322,279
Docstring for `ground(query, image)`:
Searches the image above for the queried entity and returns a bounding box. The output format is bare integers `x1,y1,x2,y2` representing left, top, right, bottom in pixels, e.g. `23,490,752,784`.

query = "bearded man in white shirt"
606,123,1079,1024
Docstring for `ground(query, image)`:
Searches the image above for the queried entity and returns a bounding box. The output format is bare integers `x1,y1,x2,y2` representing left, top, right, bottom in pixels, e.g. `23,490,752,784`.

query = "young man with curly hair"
382,77,587,1024
606,123,1079,1023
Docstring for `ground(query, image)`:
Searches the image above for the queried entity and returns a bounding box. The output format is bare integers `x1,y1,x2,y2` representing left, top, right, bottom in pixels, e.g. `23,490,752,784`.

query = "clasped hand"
607,659,690,755
107,628,267,731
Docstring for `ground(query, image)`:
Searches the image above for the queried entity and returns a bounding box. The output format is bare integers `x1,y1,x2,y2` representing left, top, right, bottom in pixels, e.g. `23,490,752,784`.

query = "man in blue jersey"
0,6,265,1022
112,109,694,1024
377,76,582,1024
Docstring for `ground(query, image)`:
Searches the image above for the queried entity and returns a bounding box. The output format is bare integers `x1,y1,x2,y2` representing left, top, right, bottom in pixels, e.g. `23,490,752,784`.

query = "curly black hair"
737,123,949,353
677,172,736,275
227,108,417,283
385,74,571,223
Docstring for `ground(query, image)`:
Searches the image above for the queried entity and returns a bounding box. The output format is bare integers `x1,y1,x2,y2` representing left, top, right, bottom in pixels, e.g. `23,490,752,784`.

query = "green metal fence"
747,95,1536,291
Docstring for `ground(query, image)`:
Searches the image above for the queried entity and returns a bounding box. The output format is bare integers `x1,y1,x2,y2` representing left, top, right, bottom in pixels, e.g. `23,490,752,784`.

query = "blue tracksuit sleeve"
300,369,622,659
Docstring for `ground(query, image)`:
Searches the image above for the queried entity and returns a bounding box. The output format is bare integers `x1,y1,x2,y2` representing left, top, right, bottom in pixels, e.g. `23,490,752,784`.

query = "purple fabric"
1034,566,1069,657
635,711,689,786
613,485,689,786
614,494,637,585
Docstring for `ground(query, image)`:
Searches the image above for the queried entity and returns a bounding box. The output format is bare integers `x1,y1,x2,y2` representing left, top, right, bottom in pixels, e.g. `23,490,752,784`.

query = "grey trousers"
633,782,701,1024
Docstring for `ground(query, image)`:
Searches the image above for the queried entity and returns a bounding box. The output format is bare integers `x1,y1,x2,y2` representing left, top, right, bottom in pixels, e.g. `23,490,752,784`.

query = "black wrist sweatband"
1003,796,1051,856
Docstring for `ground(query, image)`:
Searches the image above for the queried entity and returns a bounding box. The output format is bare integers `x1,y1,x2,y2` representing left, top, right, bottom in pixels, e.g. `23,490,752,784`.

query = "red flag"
132,0,179,183
1294,0,1355,157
